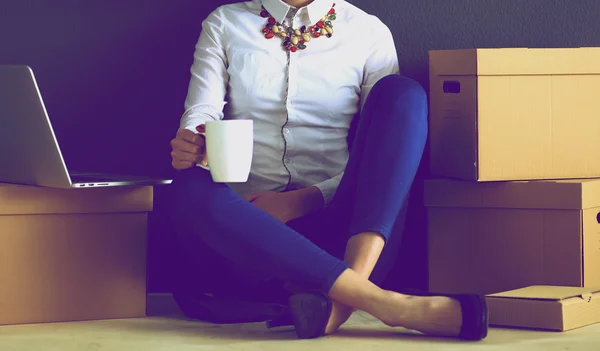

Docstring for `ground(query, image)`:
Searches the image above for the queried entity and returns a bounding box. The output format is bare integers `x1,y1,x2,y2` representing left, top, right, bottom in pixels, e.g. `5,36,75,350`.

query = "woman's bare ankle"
328,269,408,327
325,301,354,334
391,295,463,336
362,289,410,327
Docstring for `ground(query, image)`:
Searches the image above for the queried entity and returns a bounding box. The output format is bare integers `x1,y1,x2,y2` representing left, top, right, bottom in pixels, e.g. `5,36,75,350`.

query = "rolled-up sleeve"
179,9,229,132
314,172,344,204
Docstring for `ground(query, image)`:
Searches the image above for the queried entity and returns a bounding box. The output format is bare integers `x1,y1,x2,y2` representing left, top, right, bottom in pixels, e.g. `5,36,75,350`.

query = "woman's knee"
170,167,219,213
172,167,211,194
365,75,428,130
372,75,427,111
372,74,427,102
170,167,247,220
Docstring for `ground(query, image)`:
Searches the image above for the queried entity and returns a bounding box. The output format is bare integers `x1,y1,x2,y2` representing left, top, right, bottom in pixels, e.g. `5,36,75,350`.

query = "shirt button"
284,128,290,134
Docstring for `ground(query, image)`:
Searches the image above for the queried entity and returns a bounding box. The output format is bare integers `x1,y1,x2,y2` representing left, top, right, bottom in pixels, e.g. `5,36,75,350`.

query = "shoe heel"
289,293,332,339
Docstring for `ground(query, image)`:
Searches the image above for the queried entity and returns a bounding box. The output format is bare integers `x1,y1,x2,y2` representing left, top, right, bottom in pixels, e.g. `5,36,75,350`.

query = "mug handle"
195,131,209,170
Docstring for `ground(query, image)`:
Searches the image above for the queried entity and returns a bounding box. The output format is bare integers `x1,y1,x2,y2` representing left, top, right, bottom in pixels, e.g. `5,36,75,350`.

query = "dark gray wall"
2,1,599,292
354,0,600,89
1,0,223,178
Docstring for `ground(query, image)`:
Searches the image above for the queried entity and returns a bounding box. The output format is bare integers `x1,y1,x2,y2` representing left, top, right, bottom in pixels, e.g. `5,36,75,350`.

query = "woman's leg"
169,76,478,339
170,168,350,293
172,234,291,323
171,169,465,338
303,75,428,332
333,74,428,280
291,75,425,284
330,75,427,241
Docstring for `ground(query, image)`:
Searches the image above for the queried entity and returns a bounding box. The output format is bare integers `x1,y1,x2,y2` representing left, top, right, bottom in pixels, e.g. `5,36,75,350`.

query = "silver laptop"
0,65,172,188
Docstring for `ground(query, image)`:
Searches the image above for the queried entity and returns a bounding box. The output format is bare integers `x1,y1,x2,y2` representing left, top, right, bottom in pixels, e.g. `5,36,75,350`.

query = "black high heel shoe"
282,291,488,341
453,293,489,341
399,289,489,341
288,292,332,339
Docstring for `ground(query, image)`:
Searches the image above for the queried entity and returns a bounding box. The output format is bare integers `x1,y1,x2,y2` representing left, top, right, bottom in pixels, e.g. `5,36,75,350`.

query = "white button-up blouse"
179,0,399,203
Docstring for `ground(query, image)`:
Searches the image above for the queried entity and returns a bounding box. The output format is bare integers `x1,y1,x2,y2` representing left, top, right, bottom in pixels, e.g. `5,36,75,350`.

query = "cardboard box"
424,179,600,295
0,184,152,325
486,286,600,331
429,47,600,181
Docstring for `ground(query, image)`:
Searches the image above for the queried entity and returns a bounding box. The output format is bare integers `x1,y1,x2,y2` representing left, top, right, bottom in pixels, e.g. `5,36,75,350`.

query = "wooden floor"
1,294,598,351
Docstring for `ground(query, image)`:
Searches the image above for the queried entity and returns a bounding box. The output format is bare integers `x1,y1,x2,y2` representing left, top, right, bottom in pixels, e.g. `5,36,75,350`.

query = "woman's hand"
245,187,325,223
245,191,299,223
170,125,207,170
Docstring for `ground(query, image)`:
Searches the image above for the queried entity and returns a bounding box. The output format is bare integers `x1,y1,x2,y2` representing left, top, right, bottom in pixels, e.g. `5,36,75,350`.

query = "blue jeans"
170,75,428,301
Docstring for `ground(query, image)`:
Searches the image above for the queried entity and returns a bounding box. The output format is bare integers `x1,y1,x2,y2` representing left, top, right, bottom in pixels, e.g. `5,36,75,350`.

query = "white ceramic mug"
196,120,253,183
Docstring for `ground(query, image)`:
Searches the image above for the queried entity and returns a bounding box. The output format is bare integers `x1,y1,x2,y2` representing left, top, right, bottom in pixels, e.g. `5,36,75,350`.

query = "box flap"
0,184,153,215
424,179,600,210
430,48,600,76
488,286,600,301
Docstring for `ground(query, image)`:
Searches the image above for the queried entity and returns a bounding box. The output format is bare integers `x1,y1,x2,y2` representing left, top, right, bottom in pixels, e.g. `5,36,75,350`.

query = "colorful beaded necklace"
261,3,337,53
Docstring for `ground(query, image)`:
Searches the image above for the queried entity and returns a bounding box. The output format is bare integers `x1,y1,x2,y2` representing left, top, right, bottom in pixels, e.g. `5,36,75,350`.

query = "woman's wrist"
289,186,325,218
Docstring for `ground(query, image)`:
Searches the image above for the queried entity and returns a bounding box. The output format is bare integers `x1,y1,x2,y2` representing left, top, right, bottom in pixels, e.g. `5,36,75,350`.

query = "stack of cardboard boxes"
425,48,600,331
